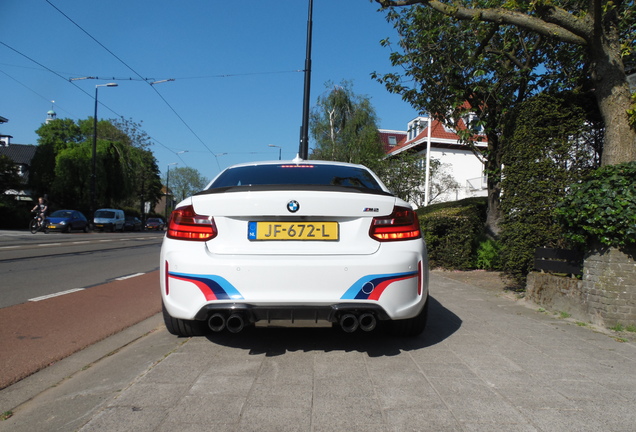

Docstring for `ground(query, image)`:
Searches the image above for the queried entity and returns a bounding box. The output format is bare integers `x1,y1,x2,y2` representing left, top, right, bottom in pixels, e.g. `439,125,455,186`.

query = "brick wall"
581,246,636,327
526,246,636,328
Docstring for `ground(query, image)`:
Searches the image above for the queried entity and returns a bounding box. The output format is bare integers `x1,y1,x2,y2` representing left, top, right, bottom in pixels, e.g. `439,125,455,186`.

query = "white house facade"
379,114,488,207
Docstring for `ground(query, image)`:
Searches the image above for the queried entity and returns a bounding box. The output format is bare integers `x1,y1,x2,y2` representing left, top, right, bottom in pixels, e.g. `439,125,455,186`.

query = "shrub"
0,200,33,230
418,197,487,269
556,161,636,248
475,238,501,270
121,207,140,218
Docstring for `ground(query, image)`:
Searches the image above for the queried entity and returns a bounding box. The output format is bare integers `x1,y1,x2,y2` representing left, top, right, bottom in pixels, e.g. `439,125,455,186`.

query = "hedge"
417,197,487,269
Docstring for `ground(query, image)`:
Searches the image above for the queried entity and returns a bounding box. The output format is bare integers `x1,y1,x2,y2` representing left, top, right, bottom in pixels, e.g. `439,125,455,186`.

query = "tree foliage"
309,81,385,168
0,155,22,199
556,161,636,249
166,166,208,203
30,117,162,215
373,0,634,235
498,92,600,282
31,119,82,199
375,0,635,165
374,154,460,207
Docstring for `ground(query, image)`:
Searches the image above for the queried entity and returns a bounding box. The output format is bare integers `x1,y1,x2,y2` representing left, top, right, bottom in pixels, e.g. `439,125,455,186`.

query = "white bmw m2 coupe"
160,159,429,337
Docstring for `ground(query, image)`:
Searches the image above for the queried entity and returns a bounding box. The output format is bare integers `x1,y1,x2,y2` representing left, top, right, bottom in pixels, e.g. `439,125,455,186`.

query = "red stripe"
169,275,217,301
164,261,169,296
368,274,417,301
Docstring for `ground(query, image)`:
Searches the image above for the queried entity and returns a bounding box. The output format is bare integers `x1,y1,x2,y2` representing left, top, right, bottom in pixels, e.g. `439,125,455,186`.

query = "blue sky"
1,0,418,180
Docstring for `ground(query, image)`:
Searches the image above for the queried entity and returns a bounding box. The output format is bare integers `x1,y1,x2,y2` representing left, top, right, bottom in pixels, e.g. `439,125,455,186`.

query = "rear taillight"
369,206,422,242
167,205,217,241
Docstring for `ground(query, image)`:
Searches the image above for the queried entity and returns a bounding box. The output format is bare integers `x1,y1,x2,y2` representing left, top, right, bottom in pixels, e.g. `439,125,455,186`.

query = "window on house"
388,136,397,146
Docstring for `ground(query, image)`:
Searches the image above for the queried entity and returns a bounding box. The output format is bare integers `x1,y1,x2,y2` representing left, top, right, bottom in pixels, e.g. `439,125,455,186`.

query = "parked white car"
93,208,125,232
160,159,429,336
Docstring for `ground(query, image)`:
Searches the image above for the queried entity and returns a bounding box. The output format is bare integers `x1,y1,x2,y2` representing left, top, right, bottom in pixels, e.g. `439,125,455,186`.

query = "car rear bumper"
160,238,428,322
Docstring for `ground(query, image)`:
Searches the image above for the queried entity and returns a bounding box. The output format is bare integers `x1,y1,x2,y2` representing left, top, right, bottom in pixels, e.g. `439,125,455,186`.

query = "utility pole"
299,0,313,160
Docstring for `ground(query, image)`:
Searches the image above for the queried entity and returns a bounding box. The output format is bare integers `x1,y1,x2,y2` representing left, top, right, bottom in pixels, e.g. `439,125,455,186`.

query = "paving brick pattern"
3,272,635,431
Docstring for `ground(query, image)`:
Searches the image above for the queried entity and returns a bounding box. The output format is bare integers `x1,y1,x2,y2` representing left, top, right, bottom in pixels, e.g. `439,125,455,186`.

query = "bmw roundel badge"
287,200,300,213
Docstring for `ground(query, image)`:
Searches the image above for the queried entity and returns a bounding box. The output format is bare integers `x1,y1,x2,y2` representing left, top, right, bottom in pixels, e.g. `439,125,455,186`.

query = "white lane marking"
38,243,62,247
72,241,90,245
115,273,145,281
0,246,20,250
29,288,85,302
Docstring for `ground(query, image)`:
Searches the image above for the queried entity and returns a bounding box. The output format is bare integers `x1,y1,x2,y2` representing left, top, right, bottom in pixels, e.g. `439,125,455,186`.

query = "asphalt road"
0,230,164,308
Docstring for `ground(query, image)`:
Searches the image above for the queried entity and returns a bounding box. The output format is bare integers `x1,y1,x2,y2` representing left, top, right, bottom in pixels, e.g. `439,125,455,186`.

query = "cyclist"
31,197,48,228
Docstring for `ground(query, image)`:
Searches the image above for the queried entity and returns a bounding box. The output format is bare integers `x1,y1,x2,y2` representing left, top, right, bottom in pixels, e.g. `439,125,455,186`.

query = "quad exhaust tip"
339,313,359,333
340,312,377,333
358,313,377,332
226,313,245,333
208,311,377,333
208,312,247,333
208,313,226,332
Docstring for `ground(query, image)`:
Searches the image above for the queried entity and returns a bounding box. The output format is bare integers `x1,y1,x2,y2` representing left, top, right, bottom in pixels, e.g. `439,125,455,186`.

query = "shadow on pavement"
204,296,462,357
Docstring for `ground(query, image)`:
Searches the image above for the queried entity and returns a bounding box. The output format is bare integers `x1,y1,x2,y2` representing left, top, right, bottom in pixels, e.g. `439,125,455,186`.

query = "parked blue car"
46,210,90,233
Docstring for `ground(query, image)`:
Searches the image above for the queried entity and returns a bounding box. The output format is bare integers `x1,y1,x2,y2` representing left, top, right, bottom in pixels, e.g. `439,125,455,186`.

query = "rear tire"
391,297,429,337
162,302,207,337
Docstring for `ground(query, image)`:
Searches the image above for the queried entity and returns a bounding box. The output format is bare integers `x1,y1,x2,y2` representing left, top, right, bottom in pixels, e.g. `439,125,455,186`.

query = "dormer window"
388,136,397,146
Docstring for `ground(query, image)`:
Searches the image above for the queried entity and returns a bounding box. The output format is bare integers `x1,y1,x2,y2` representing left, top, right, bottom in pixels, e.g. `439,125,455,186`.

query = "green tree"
376,0,635,165
165,166,208,204
30,118,82,200
375,154,460,207
499,92,600,282
373,0,632,234
309,81,385,168
0,155,22,198
110,118,163,217
34,117,162,214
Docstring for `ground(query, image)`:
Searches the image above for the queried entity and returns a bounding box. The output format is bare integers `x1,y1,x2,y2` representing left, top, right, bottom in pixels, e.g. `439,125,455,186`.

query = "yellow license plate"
248,221,339,241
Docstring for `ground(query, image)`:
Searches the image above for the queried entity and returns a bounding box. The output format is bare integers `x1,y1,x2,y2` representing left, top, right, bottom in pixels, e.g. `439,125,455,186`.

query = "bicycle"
30,211,48,234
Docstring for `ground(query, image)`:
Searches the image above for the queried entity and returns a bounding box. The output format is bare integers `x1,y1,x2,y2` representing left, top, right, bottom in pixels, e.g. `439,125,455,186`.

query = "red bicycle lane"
0,271,161,390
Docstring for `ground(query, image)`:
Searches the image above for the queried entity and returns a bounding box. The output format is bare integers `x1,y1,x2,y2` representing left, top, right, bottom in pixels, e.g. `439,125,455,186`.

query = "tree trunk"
483,124,504,238
590,34,636,165
485,177,502,238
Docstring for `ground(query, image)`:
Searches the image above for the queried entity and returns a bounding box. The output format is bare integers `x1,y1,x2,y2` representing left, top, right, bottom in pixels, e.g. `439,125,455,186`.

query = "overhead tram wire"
46,0,219,166
0,41,122,118
0,68,79,119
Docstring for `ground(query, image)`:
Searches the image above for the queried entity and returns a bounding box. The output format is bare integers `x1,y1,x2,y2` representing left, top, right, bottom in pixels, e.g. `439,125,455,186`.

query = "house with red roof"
380,113,488,206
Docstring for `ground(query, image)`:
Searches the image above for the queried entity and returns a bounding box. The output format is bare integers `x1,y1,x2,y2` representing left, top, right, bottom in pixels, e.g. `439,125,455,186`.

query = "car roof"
222,158,368,170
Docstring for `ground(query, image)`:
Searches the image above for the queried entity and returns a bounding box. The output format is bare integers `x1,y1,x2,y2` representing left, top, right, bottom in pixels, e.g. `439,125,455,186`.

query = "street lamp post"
268,144,282,160
91,83,118,215
165,162,178,219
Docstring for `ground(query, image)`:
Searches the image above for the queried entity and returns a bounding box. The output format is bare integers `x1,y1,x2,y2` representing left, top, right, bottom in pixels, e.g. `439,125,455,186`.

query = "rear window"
95,211,115,218
51,210,72,218
207,164,384,191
